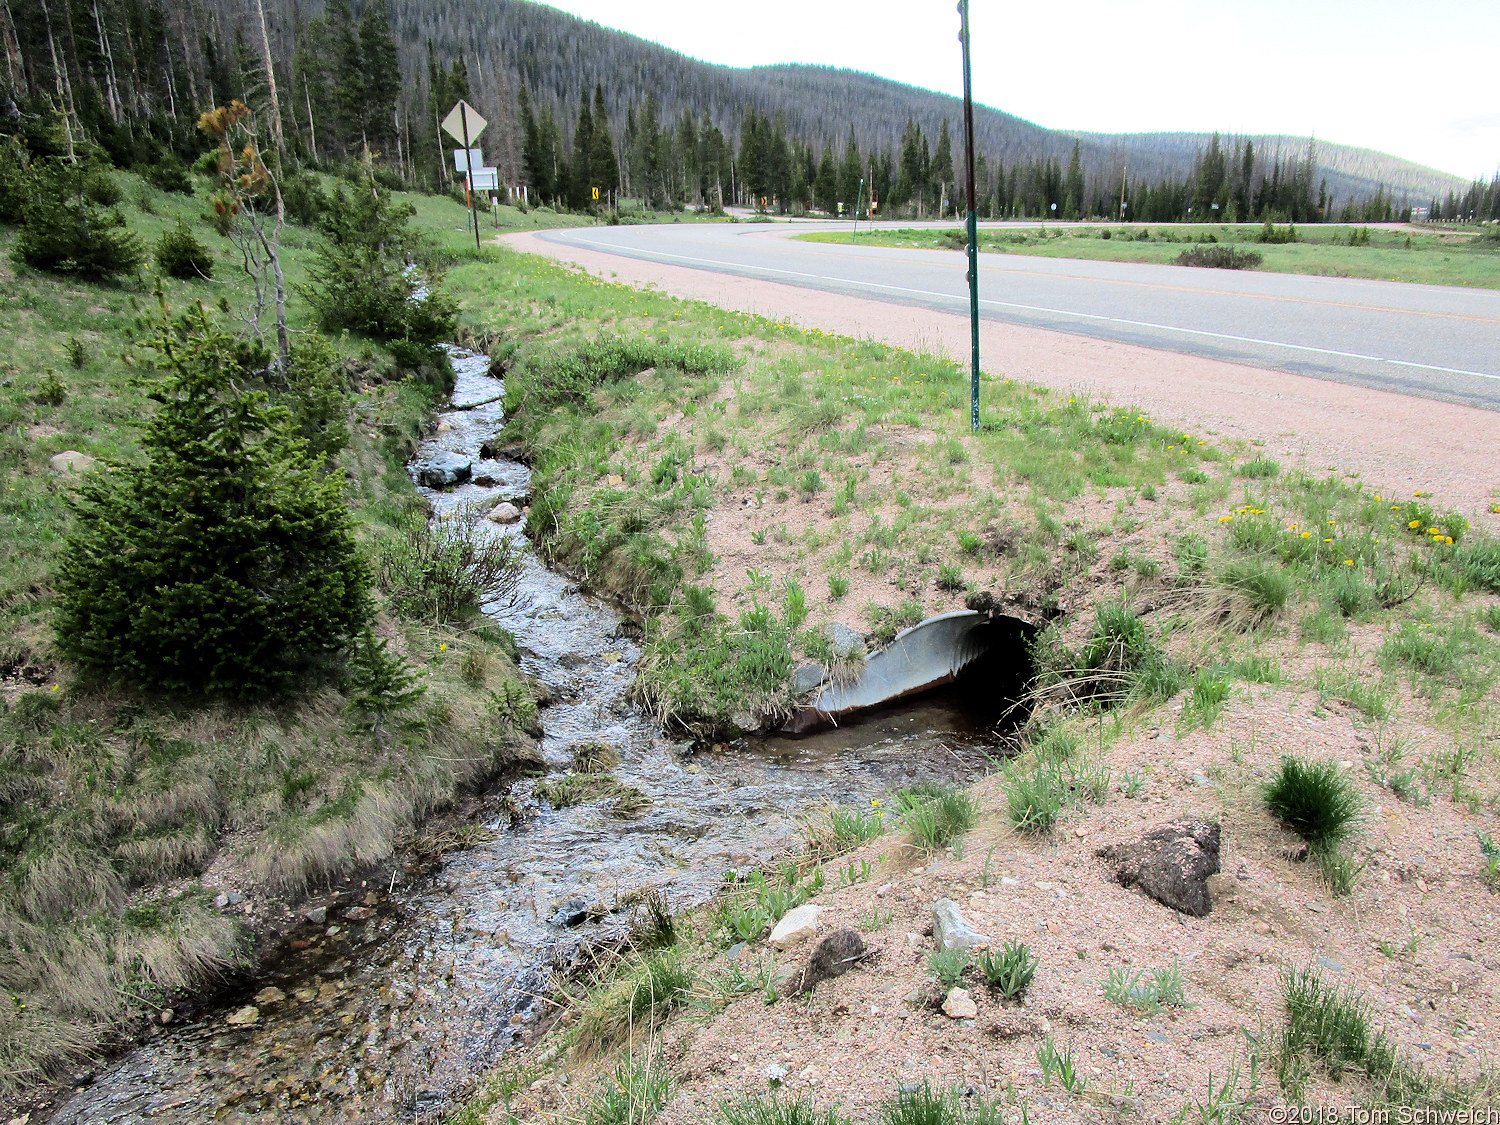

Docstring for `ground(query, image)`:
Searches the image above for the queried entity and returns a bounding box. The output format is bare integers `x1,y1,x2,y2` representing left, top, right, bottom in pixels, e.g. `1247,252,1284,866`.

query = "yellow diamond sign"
441,100,487,145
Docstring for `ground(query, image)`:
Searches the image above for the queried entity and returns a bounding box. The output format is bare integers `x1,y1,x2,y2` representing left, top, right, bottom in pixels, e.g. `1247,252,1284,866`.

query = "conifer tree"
839,130,862,215
930,120,955,217
589,83,618,206
568,86,593,210
814,143,837,215
359,0,400,154
1063,140,1084,220
55,303,369,696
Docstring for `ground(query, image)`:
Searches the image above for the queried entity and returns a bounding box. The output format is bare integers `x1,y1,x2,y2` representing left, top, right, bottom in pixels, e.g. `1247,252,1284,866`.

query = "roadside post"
958,0,981,431
442,100,488,254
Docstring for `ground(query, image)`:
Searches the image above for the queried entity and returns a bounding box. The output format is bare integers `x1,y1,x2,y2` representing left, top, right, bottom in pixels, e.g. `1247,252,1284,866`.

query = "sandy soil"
502,231,1499,527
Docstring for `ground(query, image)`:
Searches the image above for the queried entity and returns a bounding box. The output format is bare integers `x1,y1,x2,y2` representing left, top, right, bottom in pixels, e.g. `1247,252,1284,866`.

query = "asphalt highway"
535,221,1500,411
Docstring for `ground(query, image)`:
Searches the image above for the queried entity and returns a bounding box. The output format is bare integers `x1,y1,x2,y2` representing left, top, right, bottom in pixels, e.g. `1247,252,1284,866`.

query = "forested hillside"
3,0,1495,222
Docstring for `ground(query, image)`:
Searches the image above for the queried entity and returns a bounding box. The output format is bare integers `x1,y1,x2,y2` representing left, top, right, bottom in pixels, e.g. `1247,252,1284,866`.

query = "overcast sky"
538,0,1497,182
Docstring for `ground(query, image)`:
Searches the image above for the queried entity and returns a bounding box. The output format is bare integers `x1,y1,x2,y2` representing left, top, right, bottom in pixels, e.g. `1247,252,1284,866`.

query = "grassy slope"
0,178,589,1103
796,224,1500,288
443,223,1500,1122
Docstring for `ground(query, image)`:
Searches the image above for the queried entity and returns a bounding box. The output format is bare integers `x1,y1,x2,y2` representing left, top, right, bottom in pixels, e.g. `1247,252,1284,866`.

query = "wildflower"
1219,515,1233,522
1301,532,1311,538
1343,560,1354,566
1408,519,1420,528
1323,538,1333,543
1444,536,1453,545
1414,490,1422,496
439,643,448,651
1426,527,1440,535
50,684,60,692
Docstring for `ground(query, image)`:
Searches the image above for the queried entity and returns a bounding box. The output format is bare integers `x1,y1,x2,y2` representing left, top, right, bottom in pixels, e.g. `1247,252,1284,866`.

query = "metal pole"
852,176,864,242
461,106,480,254
958,0,980,432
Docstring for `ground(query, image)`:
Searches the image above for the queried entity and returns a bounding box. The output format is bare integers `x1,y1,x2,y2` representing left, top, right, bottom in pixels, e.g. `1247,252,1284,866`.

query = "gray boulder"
416,452,472,488
49,450,95,475
932,898,991,952
792,663,828,693
785,929,868,996
1096,818,1221,917
823,622,867,658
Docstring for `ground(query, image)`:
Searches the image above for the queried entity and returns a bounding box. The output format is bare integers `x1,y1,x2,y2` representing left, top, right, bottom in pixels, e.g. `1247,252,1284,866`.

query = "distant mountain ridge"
280,0,1466,204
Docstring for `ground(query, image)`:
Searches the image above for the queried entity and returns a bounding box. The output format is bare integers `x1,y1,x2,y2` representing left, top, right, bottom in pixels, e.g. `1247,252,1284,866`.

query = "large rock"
823,622,867,658
416,452,472,488
785,929,867,996
49,450,95,474
1096,819,1222,917
486,502,522,524
768,903,822,950
792,663,828,693
225,1005,259,1026
480,439,527,462
932,898,991,952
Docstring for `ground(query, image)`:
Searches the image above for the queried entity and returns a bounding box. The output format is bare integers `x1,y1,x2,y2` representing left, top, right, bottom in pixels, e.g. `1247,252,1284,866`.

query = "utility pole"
958,0,980,432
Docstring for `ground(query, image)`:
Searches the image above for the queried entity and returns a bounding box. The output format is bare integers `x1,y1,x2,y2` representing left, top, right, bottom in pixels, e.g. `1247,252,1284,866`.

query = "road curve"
534,221,1500,412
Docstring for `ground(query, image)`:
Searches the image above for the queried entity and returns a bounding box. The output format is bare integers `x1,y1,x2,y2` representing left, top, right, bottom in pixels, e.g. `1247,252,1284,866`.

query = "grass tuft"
1263,756,1364,848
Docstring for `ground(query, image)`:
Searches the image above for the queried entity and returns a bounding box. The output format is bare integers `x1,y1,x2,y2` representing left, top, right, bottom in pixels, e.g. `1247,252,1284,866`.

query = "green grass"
977,941,1037,1001
797,224,1500,288
1263,756,1364,848
717,1094,851,1125
896,785,977,849
1103,960,1191,1014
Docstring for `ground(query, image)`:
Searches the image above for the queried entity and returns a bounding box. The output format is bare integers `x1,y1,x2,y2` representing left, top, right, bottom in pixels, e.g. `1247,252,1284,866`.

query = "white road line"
555,235,1500,383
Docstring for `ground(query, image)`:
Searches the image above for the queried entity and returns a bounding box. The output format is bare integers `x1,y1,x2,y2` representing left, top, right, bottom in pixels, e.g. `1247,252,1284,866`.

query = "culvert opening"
781,612,1038,738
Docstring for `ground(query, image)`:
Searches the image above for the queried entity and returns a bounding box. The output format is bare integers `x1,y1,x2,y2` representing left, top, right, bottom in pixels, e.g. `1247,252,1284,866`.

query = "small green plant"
957,529,983,556
1121,770,1146,798
823,804,885,850
584,1054,674,1125
344,625,427,748
936,563,965,591
1036,1036,1087,1093
1003,758,1065,834
927,945,972,988
1235,457,1280,479
1104,960,1190,1013
33,371,67,406
716,1093,850,1125
858,904,894,930
1315,845,1366,897
1478,831,1500,886
977,941,1037,1001
65,337,89,368
881,1082,961,1125
1262,756,1363,848
1179,668,1232,731
827,574,850,599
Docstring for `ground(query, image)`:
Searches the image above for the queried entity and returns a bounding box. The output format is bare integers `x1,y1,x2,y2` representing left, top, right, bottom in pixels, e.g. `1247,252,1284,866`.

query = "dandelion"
1301,532,1311,538
50,684,60,692
1426,527,1440,535
1414,491,1422,496
1324,538,1333,543
439,643,448,651
1343,560,1354,566
1219,515,1234,522
1408,520,1420,528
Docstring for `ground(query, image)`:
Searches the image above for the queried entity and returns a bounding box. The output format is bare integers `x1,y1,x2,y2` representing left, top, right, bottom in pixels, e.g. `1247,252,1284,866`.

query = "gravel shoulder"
503,230,1499,526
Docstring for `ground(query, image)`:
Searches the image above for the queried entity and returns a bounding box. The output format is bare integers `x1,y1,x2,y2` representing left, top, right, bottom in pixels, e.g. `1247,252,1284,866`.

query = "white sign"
441,100,487,145
453,148,483,173
467,168,499,192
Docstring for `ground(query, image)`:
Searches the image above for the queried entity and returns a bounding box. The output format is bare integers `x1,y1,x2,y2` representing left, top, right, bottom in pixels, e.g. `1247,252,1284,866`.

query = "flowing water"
52,350,1015,1124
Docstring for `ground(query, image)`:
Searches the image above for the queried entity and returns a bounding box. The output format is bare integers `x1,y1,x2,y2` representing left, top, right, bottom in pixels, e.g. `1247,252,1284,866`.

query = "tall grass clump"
1003,758,1066,834
584,1054,674,1125
896,785,976,849
1263,756,1363,848
576,951,692,1056
376,505,523,623
978,941,1037,1001
716,1095,851,1125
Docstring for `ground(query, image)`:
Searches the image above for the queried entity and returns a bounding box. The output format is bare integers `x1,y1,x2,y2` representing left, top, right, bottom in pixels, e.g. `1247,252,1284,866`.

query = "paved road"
535,221,1500,411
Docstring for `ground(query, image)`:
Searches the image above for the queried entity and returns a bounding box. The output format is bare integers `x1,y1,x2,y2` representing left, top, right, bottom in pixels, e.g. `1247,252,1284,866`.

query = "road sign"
441,101,487,146
591,186,599,201
453,148,483,173
468,168,499,192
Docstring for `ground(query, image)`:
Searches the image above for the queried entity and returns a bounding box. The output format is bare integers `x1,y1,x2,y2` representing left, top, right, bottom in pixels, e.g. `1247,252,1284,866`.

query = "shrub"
154,219,214,279
14,159,144,279
1176,245,1263,270
280,171,330,225
376,505,523,623
303,183,457,344
1256,220,1299,244
1263,756,1363,848
54,306,369,695
1236,457,1280,479
0,140,27,223
141,155,193,194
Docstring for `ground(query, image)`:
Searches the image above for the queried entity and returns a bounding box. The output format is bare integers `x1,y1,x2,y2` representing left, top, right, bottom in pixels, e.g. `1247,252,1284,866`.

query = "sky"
538,0,1497,182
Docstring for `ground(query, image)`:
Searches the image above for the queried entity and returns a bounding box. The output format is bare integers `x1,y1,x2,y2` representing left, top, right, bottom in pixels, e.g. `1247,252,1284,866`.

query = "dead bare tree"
199,100,290,369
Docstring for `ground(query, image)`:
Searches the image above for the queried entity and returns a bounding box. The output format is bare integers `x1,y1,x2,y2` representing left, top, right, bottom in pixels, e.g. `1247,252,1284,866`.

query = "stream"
52,349,1015,1124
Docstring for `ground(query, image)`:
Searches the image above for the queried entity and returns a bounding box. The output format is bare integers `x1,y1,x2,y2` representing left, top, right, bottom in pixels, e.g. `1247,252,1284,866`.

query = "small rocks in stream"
480,439,527,462
785,929,870,996
224,1005,259,1026
932,898,991,952
768,903,822,950
942,987,978,1020
1096,818,1222,917
550,897,590,928
254,987,285,1005
415,451,472,488
486,502,522,524
303,905,328,925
